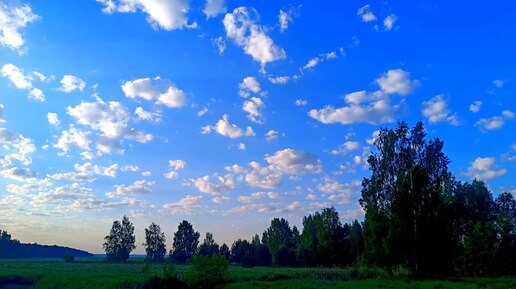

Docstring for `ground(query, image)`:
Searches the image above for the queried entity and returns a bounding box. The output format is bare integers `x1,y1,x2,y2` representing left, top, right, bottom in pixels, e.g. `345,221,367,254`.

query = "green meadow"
1,258,515,289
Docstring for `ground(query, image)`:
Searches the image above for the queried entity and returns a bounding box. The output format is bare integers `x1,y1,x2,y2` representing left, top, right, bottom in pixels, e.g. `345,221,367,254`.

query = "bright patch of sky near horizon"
0,0,515,253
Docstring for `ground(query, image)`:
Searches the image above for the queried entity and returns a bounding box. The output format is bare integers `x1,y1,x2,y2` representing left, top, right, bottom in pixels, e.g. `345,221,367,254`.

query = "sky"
0,0,515,254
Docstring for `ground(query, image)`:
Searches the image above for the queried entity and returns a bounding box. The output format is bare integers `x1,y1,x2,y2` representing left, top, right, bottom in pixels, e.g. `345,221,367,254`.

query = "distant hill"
0,229,93,258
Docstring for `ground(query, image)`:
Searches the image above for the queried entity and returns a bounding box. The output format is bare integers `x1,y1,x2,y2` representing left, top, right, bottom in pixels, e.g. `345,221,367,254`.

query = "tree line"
104,121,515,277
0,230,92,258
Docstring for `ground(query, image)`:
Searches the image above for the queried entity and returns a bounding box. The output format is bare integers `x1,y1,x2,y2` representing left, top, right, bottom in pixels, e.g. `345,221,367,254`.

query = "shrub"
185,255,229,289
63,254,75,263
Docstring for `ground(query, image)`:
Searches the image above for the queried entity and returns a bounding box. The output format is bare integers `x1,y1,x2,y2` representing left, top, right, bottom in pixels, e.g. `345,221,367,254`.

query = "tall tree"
143,222,167,262
170,220,200,263
262,218,295,264
103,216,136,262
198,232,220,257
360,121,455,277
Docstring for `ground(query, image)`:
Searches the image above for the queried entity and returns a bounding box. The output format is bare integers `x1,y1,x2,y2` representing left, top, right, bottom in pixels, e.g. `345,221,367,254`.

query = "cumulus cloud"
318,177,361,194
309,69,418,125
265,130,278,142
164,159,186,179
54,125,92,154
223,7,286,70
268,76,290,84
134,107,162,122
421,95,459,125
242,97,265,123
0,2,39,53
212,196,229,204
330,141,360,155
383,14,397,31
194,174,235,194
59,75,86,93
1,64,45,101
202,114,255,138
164,195,202,214
0,167,37,182
203,0,226,19
121,165,139,172
357,4,377,22
265,148,323,175
47,113,60,127
278,9,292,32
108,180,154,197
0,128,36,168
295,99,307,106
469,101,482,113
96,0,196,30
66,98,152,155
239,76,261,98
466,157,506,180
476,110,514,131
122,77,186,108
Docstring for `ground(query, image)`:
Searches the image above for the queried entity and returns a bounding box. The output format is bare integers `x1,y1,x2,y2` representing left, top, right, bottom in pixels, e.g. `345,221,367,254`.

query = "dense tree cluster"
0,229,92,258
102,122,515,277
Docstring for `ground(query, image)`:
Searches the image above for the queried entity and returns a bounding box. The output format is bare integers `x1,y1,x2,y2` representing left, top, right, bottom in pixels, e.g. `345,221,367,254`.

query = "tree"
219,243,231,261
103,216,136,262
360,121,455,277
494,192,516,274
143,222,167,262
198,232,220,257
349,220,364,261
262,218,295,265
170,220,200,263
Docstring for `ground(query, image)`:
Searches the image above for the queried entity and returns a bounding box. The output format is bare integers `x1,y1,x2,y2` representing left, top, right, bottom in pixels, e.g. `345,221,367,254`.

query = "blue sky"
0,0,515,253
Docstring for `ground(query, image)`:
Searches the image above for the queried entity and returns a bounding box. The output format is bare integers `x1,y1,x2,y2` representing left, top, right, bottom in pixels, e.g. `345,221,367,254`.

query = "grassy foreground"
1,258,515,289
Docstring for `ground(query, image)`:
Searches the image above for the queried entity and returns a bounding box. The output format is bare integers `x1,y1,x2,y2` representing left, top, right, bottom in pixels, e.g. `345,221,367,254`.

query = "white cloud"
318,177,361,194
303,58,320,70
357,4,377,22
223,7,286,70
383,14,397,31
47,113,60,127
268,76,290,84
202,114,255,138
203,0,226,19
265,130,278,142
310,69,418,125
239,76,261,97
421,95,459,125
238,143,246,150
28,88,44,101
75,162,118,177
212,36,225,54
330,141,360,155
376,69,419,96
197,107,208,117
108,180,154,196
469,101,482,113
212,196,229,204
194,174,235,194
0,2,39,53
0,167,37,182
466,157,506,180
121,165,139,172
295,99,307,106
265,148,322,175
134,107,161,122
0,129,35,167
54,125,92,154
67,98,152,154
242,97,265,123
59,75,86,93
492,79,506,88
141,171,152,177
1,64,32,89
476,110,514,131
122,77,186,108
96,0,196,30
164,159,186,179
279,9,291,32
164,195,202,214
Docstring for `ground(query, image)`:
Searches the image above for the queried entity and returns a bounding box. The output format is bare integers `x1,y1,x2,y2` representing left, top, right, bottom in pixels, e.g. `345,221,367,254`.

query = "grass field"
1,258,516,289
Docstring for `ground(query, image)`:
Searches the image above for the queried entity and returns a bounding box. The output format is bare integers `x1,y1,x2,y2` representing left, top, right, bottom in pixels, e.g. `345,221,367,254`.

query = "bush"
185,255,229,289
63,254,75,263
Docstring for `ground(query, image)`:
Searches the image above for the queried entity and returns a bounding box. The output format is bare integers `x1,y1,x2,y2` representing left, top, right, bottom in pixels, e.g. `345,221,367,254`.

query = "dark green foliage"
143,222,167,262
185,255,229,289
170,220,200,264
63,254,75,263
103,216,136,262
219,243,231,261
230,238,272,266
262,218,297,265
197,232,220,257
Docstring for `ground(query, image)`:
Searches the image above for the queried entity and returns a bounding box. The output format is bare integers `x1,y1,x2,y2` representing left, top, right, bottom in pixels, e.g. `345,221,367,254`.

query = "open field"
1,258,516,289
